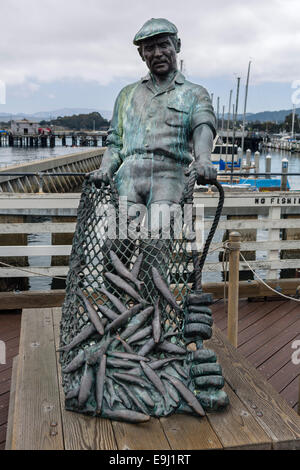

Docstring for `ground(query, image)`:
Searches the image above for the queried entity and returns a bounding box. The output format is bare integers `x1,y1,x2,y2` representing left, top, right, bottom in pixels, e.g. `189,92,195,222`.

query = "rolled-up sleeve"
103,90,124,173
190,87,216,138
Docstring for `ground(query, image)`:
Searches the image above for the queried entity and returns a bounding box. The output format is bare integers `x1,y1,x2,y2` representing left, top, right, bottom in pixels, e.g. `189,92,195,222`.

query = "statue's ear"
138,46,145,62
176,38,181,54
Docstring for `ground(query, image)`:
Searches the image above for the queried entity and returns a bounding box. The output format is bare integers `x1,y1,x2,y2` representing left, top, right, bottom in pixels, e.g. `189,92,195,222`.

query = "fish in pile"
61,250,204,422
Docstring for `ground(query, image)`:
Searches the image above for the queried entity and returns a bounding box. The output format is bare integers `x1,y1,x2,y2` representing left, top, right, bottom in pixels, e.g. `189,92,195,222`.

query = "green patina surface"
106,71,216,174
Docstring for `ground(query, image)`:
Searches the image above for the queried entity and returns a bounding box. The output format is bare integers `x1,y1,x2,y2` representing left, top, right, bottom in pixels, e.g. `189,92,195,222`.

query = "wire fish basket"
59,179,206,422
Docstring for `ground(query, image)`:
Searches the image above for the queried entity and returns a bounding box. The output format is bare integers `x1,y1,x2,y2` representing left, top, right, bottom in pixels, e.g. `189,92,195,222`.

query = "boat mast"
225,89,233,166
231,76,241,184
241,60,251,154
292,104,296,139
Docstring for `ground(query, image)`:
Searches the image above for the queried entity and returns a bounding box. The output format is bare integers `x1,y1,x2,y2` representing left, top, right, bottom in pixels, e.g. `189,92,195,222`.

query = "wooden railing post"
298,377,300,416
227,231,241,348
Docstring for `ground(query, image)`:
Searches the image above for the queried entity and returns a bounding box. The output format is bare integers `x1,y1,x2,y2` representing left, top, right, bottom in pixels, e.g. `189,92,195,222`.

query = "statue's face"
140,34,178,76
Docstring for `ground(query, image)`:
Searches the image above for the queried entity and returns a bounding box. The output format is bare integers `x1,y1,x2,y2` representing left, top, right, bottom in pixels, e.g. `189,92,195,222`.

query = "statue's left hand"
185,160,217,185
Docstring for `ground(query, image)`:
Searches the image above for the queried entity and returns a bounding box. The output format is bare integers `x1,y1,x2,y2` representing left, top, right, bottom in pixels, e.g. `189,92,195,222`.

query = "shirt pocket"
165,103,190,128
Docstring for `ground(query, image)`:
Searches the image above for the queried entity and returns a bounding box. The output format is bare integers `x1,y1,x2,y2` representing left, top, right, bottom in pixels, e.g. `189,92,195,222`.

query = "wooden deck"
1,298,300,449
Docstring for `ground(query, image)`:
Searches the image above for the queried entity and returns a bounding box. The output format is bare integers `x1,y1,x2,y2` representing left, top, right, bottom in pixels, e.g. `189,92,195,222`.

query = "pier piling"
265,154,272,178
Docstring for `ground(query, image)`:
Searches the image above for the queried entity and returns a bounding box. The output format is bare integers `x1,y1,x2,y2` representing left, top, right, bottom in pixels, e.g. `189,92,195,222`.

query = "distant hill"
40,112,110,131
237,108,300,123
0,108,112,122
0,106,299,124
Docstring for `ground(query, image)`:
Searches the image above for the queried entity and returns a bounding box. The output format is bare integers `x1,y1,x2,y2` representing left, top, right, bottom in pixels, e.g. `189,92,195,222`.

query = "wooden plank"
0,290,65,310
238,302,300,355
205,383,271,450
52,307,118,450
11,308,64,450
207,327,300,449
217,300,284,333
0,266,68,278
5,356,18,450
0,245,71,256
269,360,300,396
0,238,300,259
0,283,295,312
248,319,300,370
280,376,300,409
205,219,300,230
267,206,281,279
0,222,76,234
111,418,171,450
159,414,223,450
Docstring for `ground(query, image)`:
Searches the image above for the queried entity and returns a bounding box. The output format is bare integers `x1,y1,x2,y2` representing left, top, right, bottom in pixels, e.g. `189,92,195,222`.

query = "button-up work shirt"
106,71,216,172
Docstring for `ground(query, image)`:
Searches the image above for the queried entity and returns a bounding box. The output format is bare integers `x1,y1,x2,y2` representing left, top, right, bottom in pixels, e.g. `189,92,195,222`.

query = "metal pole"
254,151,260,177
246,149,251,168
227,231,241,348
231,77,241,183
241,60,251,154
216,97,220,132
225,90,233,165
265,154,272,178
292,104,296,139
281,157,289,191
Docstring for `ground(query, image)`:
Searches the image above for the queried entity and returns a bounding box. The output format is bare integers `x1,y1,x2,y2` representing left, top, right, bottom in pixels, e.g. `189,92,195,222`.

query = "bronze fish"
96,354,107,413
108,351,149,362
152,298,161,344
131,253,143,279
112,372,150,389
152,267,182,313
119,306,154,341
126,326,152,345
62,350,85,373
58,323,96,353
110,250,143,290
99,287,127,314
140,361,166,398
97,303,119,321
157,340,186,355
161,372,205,416
103,409,150,423
77,288,105,335
78,365,93,407
105,303,142,333
105,272,145,304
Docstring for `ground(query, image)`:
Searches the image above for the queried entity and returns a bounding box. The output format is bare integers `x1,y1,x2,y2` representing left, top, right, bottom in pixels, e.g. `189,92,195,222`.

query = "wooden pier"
0,186,300,449
0,131,108,149
1,300,300,450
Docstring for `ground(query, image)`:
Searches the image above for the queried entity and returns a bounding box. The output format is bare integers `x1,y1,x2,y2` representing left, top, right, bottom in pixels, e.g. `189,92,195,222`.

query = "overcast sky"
1,0,299,115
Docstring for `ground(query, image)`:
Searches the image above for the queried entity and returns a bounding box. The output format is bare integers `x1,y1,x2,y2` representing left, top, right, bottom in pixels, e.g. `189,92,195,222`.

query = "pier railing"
0,187,299,300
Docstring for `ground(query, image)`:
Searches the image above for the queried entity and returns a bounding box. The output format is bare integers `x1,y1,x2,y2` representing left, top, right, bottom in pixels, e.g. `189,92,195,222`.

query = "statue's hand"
185,160,217,185
87,168,112,188
189,349,229,411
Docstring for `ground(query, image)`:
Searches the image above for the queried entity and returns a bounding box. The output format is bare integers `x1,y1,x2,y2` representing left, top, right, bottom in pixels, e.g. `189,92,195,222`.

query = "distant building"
11,119,39,135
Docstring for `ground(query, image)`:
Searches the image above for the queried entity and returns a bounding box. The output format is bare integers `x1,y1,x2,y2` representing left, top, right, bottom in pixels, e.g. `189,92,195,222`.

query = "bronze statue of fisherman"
60,18,228,422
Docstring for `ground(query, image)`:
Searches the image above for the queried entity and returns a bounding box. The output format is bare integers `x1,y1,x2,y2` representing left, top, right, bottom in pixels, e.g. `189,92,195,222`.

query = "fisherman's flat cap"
133,18,178,45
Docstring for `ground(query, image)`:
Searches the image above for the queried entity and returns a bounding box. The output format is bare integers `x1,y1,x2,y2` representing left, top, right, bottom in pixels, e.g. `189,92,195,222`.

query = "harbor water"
0,146,299,291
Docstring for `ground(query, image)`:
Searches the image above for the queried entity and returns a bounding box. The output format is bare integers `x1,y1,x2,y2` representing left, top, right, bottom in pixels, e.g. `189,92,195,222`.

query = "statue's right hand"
87,169,110,188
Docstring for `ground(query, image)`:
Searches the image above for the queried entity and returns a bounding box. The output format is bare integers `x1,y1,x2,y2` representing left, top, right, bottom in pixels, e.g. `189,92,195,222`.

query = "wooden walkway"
0,298,300,449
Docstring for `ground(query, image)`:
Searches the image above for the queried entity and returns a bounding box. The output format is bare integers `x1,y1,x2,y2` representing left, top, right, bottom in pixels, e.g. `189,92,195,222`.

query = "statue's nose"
153,45,163,57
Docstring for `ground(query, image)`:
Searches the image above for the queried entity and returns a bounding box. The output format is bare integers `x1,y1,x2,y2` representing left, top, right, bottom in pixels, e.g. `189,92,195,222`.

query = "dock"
2,300,300,450
0,131,108,149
